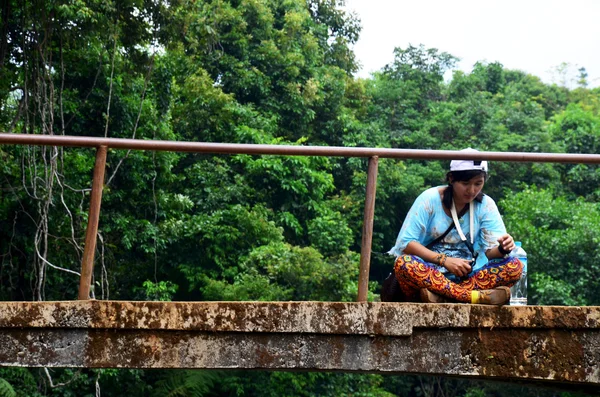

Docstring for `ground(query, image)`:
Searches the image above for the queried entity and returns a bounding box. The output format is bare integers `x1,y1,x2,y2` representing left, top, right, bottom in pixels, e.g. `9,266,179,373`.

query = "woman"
388,148,523,305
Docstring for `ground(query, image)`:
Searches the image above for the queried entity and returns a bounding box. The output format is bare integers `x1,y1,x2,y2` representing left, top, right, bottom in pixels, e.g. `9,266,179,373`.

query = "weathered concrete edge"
0,301,599,337
1,328,598,387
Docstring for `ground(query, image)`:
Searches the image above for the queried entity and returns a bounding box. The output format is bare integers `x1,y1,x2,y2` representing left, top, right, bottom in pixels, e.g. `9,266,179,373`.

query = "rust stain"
461,329,586,382
254,345,276,367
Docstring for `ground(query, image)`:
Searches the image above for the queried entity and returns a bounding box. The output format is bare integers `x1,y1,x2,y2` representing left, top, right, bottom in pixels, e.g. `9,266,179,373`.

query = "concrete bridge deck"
0,301,599,391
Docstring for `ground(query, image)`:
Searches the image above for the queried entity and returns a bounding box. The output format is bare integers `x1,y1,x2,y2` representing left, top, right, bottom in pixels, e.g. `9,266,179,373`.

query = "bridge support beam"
0,301,598,389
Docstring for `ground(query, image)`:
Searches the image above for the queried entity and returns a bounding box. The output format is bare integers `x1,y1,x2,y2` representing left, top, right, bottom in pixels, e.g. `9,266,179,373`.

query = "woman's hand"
497,234,515,254
443,257,472,277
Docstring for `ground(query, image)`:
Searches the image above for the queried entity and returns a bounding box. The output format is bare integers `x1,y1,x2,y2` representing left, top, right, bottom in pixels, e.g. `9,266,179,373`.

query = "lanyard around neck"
450,200,474,244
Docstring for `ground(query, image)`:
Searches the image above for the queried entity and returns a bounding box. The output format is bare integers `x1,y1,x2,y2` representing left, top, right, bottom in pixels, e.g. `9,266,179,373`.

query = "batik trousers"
393,255,523,302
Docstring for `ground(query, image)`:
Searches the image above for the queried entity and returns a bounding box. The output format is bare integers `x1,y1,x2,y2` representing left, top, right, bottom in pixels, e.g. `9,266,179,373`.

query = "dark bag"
380,271,405,302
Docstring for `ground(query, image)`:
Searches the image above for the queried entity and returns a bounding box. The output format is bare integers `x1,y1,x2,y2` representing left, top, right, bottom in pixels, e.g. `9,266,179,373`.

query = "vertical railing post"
78,145,108,300
357,156,379,302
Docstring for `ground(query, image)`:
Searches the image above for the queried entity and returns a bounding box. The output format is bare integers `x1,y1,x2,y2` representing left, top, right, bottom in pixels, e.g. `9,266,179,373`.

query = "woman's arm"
478,196,516,260
403,241,442,264
485,234,515,259
404,241,473,278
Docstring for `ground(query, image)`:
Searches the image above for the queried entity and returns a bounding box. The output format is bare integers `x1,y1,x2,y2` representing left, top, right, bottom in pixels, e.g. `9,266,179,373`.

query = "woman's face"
450,174,485,205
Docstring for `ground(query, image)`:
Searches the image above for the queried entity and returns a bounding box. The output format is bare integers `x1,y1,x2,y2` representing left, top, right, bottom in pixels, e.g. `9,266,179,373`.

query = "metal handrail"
2,133,600,302
2,133,600,162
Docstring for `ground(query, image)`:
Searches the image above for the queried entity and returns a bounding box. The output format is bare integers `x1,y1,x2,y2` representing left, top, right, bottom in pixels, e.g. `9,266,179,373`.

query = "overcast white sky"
343,0,600,88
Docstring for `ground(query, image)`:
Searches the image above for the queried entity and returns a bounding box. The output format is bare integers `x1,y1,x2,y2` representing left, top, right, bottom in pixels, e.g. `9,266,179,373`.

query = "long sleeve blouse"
388,186,507,273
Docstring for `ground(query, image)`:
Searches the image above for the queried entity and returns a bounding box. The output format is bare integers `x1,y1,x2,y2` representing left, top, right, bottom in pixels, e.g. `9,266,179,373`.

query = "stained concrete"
0,301,598,387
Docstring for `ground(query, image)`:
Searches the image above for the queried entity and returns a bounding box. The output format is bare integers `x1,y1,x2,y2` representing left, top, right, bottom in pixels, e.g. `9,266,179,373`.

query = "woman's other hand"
444,257,472,277
497,234,515,254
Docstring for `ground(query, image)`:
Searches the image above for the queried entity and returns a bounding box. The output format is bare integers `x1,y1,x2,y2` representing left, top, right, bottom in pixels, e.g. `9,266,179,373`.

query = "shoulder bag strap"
425,204,470,249
450,200,477,257
451,200,474,244
425,222,455,250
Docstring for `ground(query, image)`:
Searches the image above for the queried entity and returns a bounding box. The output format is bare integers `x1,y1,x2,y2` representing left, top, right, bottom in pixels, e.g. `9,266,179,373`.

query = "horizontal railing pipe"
1,133,600,163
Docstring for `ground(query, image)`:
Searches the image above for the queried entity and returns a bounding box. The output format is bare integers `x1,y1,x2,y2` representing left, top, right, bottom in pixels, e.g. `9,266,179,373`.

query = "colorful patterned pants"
393,255,523,302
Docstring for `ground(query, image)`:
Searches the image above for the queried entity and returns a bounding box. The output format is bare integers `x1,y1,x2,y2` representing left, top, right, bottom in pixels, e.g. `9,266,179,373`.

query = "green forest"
1,0,599,395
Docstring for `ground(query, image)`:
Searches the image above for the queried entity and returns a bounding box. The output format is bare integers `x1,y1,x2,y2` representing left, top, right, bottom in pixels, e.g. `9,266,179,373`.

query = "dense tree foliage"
1,0,599,395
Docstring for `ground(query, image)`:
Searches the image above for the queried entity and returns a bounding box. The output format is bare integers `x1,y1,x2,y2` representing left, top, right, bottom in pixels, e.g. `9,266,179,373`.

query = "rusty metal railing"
2,133,600,302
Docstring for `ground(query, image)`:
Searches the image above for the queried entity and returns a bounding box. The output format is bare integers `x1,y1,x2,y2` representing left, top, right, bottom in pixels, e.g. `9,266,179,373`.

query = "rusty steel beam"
0,301,599,388
358,156,379,302
2,133,600,163
78,145,107,300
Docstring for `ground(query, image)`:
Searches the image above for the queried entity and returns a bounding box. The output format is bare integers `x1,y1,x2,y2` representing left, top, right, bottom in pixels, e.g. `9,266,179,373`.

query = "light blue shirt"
388,186,506,273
